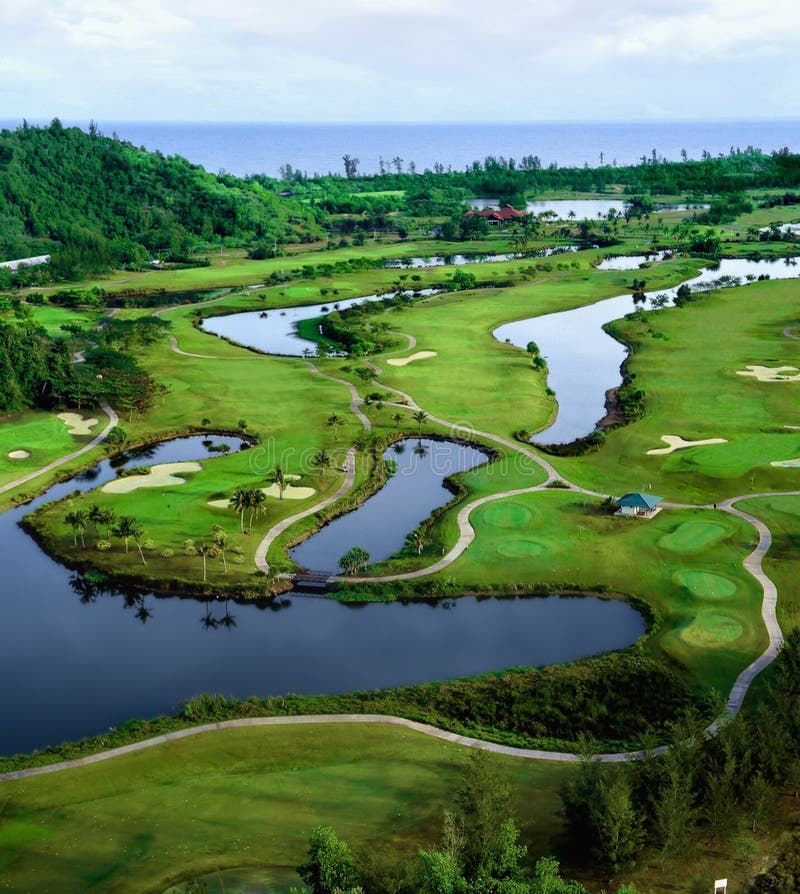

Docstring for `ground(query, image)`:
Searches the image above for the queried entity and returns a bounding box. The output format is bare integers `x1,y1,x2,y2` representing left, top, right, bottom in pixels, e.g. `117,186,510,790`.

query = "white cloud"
1,0,799,120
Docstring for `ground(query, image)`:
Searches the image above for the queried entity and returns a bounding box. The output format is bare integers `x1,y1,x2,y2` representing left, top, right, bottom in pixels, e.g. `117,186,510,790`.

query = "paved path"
0,713,646,782
0,400,119,497
254,364,371,574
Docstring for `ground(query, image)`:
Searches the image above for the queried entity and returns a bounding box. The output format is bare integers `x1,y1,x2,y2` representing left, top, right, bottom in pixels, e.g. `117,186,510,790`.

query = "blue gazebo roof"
616,492,662,509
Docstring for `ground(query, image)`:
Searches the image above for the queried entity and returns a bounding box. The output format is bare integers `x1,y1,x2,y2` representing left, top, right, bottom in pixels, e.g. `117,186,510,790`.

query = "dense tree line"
0,312,167,415
561,631,800,874
0,120,324,278
286,751,626,894
286,148,800,217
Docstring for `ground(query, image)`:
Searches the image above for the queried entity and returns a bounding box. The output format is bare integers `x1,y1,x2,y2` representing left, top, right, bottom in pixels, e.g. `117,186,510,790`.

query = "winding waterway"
1,436,645,756
494,257,800,445
201,288,438,356
469,198,708,218
291,438,488,572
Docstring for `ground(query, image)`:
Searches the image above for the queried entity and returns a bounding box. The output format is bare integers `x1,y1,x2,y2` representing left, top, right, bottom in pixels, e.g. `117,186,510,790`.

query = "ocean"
2,119,800,179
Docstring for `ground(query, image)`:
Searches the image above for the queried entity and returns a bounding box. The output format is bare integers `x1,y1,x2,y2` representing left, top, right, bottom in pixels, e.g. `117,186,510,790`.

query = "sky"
2,0,800,122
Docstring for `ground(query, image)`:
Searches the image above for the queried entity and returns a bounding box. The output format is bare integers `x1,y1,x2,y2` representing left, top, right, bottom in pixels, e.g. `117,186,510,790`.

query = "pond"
0,436,645,756
201,288,438,356
381,245,579,268
291,438,488,573
469,198,708,218
596,250,673,270
494,257,800,445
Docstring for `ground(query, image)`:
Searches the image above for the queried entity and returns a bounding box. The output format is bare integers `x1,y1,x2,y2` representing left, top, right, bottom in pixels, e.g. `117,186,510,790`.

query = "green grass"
0,724,572,894
0,407,110,499
553,278,800,502
440,490,762,695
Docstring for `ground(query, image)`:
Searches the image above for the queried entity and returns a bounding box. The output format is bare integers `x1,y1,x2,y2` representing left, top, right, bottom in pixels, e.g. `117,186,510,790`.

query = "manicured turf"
553,278,800,502
0,724,573,894
443,490,762,695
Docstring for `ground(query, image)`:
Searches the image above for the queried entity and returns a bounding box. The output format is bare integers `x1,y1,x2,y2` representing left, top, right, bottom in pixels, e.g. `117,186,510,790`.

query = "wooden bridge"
291,570,336,591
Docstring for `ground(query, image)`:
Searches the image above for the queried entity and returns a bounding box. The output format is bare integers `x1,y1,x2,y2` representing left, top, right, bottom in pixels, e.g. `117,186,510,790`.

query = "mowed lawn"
0,724,573,894
554,277,800,502
0,407,110,498
364,256,706,443
443,490,763,696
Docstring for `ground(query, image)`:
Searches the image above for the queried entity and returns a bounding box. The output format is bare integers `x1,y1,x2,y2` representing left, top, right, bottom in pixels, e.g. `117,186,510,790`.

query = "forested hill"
0,119,324,277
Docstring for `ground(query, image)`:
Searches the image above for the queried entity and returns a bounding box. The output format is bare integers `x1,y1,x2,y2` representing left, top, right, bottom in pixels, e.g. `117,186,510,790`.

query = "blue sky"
2,0,799,122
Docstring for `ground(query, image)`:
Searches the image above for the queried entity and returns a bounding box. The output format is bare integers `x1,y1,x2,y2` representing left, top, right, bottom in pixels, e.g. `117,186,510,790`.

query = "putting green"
674,570,737,599
480,501,534,529
679,613,744,648
496,539,547,558
658,521,730,552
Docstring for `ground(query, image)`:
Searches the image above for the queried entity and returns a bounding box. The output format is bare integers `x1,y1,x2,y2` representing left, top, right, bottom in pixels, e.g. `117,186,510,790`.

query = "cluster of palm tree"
64,505,148,565
228,486,266,533
185,524,230,582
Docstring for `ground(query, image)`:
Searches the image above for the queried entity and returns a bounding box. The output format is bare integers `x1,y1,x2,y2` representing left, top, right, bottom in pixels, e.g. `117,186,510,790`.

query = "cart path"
0,401,119,497
253,364,369,574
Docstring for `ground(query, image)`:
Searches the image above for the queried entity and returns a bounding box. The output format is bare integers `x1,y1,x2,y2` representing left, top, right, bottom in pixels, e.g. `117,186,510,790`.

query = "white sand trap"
208,478,315,509
737,365,800,383
387,351,438,367
103,462,202,494
771,457,800,468
647,435,728,456
8,450,30,460
58,412,99,435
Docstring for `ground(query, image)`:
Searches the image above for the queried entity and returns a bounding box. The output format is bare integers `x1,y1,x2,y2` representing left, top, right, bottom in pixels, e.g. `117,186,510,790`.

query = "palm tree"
312,449,331,477
87,505,104,537
229,486,249,534
327,414,344,439
409,528,427,556
113,515,138,553
97,508,117,538
220,599,237,629
211,524,228,572
392,412,403,428
246,488,266,532
196,542,213,582
132,523,147,566
273,466,286,500
338,545,370,575
412,409,428,434
200,602,218,631
64,509,88,548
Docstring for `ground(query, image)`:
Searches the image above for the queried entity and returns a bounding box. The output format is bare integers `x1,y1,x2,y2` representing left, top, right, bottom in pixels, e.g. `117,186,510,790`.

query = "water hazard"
1,436,645,755
494,257,800,445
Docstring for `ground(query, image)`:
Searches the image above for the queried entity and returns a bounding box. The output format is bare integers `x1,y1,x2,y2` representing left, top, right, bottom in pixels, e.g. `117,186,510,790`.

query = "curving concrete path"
0,713,653,783
254,364,371,574
0,400,119,497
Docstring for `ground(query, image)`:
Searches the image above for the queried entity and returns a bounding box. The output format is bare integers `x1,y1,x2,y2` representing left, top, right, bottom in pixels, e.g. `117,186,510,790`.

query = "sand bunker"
771,457,800,468
58,412,99,435
387,351,438,367
103,462,202,494
647,435,728,455
8,450,30,460
208,476,315,508
737,365,800,383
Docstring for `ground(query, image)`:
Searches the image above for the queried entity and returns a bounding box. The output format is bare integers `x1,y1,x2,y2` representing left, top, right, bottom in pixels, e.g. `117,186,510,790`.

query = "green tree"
64,508,88,548
313,449,331,477
327,414,344,438
211,524,228,572
589,773,643,872
228,486,249,534
273,465,286,500
412,409,428,434
113,515,138,553
338,546,370,575
246,487,266,532
297,825,358,894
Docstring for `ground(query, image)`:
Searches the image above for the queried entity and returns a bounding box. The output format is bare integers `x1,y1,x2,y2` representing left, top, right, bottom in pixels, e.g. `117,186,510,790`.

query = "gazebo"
615,492,662,519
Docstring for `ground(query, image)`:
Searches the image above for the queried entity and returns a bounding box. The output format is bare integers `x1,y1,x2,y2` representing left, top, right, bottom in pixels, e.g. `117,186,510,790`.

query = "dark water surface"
291,439,488,572
494,257,800,445
1,436,645,756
